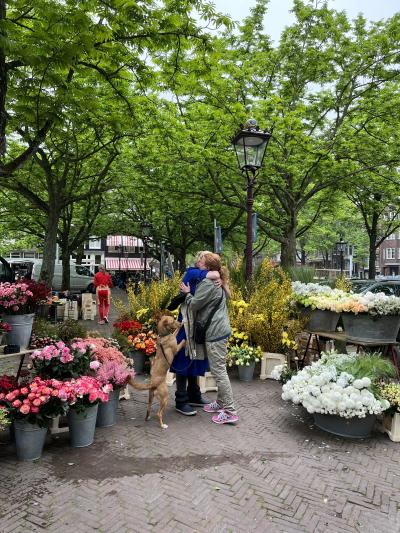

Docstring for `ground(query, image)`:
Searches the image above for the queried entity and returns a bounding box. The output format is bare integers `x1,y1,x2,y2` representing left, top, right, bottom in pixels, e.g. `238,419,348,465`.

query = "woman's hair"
203,253,229,284
194,250,213,264
99,264,105,272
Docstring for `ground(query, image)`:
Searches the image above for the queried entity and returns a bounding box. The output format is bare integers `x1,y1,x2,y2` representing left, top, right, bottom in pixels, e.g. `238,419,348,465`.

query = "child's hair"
203,253,229,284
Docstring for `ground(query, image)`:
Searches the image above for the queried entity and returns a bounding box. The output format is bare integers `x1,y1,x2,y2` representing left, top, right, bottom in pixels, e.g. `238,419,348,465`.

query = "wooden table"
0,345,37,380
301,330,400,377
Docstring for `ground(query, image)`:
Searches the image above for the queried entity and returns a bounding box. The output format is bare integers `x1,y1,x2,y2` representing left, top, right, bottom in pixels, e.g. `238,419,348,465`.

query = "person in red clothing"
93,265,113,324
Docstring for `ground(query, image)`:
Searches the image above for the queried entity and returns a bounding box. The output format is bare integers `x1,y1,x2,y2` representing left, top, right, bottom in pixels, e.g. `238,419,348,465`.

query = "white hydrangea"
281,354,389,418
270,364,284,381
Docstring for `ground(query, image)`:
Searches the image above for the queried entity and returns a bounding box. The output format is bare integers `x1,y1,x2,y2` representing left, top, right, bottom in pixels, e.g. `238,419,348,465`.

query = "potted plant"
0,282,36,349
0,320,12,345
128,330,157,374
378,383,400,442
0,377,69,460
94,360,135,427
31,340,93,379
282,352,395,438
0,405,10,431
291,282,346,332
335,292,400,341
227,344,262,382
63,376,110,447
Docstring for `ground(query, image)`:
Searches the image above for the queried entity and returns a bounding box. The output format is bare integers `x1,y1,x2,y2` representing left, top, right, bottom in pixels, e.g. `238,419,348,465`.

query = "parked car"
7,259,95,293
0,256,15,282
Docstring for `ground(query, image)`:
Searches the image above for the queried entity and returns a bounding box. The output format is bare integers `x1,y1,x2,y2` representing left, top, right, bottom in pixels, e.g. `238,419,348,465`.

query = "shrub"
286,266,316,284
229,260,293,352
114,274,182,323
56,319,87,342
32,318,59,339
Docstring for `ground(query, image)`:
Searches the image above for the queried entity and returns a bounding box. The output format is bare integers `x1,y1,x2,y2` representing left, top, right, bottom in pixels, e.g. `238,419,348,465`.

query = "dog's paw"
161,423,168,429
145,416,151,421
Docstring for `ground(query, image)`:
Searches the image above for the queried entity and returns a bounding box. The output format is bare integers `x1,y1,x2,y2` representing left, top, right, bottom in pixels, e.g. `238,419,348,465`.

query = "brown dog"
128,315,185,429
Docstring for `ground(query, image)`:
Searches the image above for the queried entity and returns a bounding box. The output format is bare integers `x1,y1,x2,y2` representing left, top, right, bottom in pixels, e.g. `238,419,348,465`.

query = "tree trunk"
61,249,71,291
368,209,379,280
0,1,7,156
39,204,60,286
368,235,377,280
280,225,297,268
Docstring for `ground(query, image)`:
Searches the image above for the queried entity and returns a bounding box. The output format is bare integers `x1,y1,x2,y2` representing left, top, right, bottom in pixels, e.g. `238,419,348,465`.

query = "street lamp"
335,238,347,276
141,221,151,284
232,119,271,280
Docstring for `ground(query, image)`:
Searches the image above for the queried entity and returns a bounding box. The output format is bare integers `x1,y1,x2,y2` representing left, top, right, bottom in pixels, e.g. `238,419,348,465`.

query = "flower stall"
281,352,395,438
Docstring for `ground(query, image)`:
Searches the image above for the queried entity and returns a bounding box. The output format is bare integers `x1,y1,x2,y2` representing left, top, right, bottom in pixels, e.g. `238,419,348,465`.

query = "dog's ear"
153,310,163,322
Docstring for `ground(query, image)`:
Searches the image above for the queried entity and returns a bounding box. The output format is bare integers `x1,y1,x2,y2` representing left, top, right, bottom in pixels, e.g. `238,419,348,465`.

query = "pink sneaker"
212,410,239,425
203,401,222,413
98,320,105,325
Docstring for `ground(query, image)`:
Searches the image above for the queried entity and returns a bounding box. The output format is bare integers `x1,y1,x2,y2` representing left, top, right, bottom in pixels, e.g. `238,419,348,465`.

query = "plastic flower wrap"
281,352,391,418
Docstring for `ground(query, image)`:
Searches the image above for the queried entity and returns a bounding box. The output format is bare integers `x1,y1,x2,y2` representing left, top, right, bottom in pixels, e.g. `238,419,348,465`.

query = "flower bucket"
2,313,35,349
129,350,146,374
383,412,400,442
68,404,98,447
301,308,340,332
238,362,255,382
313,413,376,439
341,313,400,342
96,388,120,428
14,419,48,461
0,333,3,345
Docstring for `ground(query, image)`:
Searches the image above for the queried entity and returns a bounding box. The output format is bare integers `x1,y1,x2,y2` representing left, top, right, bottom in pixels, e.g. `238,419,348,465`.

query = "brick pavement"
1,376,400,533
1,291,400,532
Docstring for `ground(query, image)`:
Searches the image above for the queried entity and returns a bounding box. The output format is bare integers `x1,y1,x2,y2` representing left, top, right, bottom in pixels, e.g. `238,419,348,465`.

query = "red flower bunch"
0,374,18,394
129,330,157,355
24,280,51,304
0,320,12,333
0,377,69,427
113,319,142,336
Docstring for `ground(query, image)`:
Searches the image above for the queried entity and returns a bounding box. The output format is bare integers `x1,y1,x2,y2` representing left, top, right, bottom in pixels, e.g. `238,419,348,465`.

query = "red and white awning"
105,258,151,271
106,235,143,247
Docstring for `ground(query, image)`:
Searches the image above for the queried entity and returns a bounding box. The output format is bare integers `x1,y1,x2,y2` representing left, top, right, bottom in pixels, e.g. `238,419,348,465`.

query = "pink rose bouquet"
0,282,34,314
84,337,126,364
0,377,70,427
61,376,110,413
95,360,135,388
31,340,93,379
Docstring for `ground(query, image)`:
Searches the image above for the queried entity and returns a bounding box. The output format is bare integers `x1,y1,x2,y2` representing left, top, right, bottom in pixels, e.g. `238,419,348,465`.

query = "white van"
8,259,95,293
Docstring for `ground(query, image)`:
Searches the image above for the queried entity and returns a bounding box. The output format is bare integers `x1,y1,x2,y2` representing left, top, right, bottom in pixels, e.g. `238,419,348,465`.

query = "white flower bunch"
282,354,390,418
291,282,348,310
270,364,285,380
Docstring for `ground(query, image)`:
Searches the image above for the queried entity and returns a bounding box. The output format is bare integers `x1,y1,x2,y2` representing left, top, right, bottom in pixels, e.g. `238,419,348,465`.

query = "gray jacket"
186,279,231,342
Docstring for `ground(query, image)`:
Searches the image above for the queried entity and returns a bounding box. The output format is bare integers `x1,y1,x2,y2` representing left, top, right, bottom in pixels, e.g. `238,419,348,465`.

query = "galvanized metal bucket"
3,313,35,349
68,404,98,447
14,419,47,461
96,388,120,428
238,362,255,382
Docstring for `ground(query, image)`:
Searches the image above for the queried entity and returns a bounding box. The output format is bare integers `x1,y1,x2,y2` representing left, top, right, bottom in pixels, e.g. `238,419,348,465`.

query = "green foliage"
337,353,396,382
286,266,316,284
32,319,59,339
56,320,88,343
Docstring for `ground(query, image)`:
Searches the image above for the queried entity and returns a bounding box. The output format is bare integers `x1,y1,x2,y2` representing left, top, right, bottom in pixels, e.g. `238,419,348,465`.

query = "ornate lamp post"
232,119,271,280
141,221,151,284
336,238,347,276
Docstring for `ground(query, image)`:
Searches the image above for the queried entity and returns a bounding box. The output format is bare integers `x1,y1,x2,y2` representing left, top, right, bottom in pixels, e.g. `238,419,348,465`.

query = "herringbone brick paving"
1,378,400,533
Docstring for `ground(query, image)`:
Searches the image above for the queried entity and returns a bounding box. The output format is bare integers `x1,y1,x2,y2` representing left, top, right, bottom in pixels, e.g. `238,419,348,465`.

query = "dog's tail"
127,375,165,391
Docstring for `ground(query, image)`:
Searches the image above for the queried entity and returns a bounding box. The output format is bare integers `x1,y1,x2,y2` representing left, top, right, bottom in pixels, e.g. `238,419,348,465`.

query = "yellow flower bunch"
114,273,182,322
379,383,400,412
282,331,298,351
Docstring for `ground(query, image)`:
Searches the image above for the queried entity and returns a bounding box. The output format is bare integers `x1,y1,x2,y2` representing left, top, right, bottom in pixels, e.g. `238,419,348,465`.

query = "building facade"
378,231,400,276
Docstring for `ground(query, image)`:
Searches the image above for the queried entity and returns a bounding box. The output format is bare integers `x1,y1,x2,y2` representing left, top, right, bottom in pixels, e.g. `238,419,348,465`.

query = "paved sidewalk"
1,375,400,532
